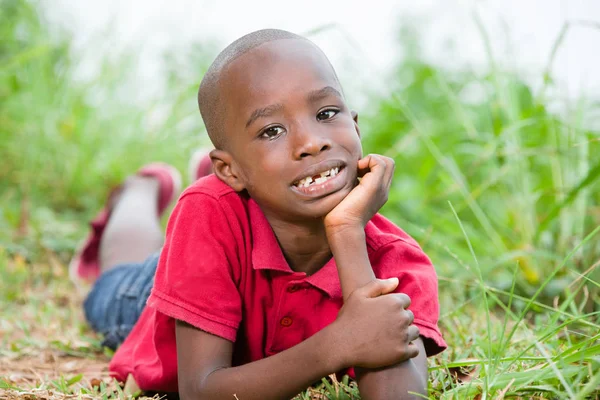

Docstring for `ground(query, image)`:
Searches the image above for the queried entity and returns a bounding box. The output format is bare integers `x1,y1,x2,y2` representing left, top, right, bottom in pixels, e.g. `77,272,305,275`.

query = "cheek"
241,153,288,191
343,128,362,159
354,135,363,157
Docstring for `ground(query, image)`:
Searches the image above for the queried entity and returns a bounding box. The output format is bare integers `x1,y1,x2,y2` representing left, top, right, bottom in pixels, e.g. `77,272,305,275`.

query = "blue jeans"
84,252,159,349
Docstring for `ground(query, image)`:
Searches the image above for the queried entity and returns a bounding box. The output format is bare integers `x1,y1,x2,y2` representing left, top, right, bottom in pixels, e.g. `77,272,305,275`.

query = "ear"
351,110,361,138
209,149,246,192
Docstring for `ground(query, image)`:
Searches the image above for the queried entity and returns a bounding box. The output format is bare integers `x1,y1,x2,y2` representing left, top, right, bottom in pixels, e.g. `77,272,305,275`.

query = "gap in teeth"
297,167,340,187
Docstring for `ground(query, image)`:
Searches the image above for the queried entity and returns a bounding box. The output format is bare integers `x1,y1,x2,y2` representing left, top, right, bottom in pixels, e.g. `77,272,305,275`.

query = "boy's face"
218,39,362,222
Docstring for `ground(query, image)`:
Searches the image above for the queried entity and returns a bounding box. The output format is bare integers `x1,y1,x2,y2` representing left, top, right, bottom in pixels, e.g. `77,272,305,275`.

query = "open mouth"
293,166,343,188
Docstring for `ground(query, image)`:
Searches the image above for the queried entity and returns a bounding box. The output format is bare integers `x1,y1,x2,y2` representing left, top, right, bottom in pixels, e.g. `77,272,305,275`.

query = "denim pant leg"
84,252,160,350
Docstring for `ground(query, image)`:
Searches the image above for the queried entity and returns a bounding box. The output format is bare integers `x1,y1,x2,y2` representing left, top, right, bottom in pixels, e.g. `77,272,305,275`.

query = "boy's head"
198,29,363,222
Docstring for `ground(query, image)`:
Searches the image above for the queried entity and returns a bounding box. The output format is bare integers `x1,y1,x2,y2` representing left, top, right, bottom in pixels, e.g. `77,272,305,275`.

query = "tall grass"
362,36,600,300
1,0,211,258
1,0,599,398
357,21,600,399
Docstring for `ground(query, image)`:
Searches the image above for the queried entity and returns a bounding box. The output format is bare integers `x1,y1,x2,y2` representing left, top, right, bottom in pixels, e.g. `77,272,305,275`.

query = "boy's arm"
177,277,418,400
176,319,339,400
327,226,428,399
325,154,428,399
356,339,428,400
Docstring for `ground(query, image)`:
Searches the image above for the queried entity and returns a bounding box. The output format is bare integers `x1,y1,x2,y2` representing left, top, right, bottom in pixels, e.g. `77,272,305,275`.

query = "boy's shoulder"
366,214,423,254
176,175,424,257
180,174,238,201
171,174,253,231
179,176,421,243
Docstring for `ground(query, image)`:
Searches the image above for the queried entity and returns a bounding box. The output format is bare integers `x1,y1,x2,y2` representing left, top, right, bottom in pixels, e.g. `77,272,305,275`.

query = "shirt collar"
248,199,342,299
304,257,342,298
248,199,290,273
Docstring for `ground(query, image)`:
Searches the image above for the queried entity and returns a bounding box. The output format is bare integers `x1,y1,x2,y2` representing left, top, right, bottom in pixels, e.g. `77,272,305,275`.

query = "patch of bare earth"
0,253,134,399
0,350,114,399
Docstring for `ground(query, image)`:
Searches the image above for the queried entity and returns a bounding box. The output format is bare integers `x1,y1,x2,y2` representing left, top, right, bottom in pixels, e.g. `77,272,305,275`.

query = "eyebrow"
244,86,343,129
307,86,343,103
245,103,284,128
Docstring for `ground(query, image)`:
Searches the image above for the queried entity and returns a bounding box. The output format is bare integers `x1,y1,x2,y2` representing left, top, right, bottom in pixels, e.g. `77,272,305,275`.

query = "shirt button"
280,317,293,327
287,285,300,293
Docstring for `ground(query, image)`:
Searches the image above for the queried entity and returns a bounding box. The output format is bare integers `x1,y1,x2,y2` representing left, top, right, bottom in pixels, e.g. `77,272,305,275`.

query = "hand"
331,278,420,369
324,154,395,234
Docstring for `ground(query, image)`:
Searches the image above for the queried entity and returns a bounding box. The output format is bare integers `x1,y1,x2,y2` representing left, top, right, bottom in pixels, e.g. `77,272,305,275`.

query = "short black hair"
198,29,308,149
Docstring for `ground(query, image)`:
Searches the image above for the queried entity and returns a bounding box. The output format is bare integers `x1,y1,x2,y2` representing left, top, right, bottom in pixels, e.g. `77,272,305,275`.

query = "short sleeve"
147,192,243,342
371,240,447,356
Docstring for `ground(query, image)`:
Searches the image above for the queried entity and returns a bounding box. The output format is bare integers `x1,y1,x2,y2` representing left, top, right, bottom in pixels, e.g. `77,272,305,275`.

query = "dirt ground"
1,351,113,399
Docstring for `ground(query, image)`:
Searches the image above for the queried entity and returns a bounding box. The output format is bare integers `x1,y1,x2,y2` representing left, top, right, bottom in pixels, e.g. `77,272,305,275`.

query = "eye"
317,109,338,121
260,125,285,140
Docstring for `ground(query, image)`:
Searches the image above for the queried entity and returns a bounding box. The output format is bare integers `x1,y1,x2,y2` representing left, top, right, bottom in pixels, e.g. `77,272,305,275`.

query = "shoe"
69,163,181,286
188,148,213,182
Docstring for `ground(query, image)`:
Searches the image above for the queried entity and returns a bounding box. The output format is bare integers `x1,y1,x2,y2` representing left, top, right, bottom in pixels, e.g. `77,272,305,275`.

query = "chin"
304,186,352,220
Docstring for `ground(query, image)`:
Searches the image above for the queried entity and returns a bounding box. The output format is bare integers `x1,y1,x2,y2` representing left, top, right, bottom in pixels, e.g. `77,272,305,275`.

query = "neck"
266,217,332,275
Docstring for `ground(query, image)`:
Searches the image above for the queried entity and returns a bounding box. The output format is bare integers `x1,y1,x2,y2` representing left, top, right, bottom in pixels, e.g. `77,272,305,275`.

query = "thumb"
362,277,399,298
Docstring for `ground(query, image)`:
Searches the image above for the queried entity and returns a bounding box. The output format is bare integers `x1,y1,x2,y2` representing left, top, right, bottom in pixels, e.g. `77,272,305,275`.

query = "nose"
292,125,331,159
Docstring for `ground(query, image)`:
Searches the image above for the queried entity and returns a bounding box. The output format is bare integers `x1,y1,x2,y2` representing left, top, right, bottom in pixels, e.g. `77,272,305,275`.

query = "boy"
76,29,446,399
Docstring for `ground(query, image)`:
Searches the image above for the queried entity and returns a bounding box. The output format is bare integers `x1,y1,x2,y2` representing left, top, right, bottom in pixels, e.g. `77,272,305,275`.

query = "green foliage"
361,55,600,299
1,0,214,261
1,0,211,231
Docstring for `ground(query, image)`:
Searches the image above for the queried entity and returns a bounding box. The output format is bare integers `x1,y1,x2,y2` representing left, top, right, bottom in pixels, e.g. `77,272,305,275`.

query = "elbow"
178,373,209,400
399,373,428,399
362,385,427,400
406,385,428,400
178,381,202,400
356,361,428,400
409,373,428,397
373,389,428,400
178,369,225,400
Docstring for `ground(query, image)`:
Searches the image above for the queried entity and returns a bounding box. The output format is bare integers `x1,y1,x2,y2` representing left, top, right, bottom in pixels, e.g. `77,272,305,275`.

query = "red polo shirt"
108,175,446,392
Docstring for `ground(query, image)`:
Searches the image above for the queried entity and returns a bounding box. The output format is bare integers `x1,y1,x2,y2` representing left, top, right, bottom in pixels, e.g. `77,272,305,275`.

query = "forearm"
183,326,341,400
357,361,426,400
326,225,375,300
357,339,428,400
328,226,429,399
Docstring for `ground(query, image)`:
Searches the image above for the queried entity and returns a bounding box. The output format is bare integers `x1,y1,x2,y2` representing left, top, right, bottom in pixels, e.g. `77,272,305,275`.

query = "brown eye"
260,126,284,139
317,109,338,121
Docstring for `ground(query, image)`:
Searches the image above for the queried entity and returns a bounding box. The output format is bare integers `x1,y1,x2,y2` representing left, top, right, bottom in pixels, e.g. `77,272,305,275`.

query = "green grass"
1,0,599,398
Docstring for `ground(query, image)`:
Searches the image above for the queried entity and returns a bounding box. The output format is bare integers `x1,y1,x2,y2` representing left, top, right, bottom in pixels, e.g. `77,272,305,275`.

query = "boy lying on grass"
72,29,446,399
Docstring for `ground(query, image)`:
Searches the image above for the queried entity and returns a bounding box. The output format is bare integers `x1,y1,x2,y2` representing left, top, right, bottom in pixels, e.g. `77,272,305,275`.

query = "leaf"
535,161,600,240
448,364,479,383
66,373,83,386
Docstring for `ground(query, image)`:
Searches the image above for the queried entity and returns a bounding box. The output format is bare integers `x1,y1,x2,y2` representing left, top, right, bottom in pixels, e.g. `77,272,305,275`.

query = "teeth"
296,167,340,187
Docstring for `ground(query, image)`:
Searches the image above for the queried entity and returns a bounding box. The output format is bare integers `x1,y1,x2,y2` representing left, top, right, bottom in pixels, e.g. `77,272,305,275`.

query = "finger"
405,309,414,325
356,154,373,173
407,325,420,342
359,277,399,298
382,157,395,189
406,342,420,359
357,154,386,178
391,292,411,309
356,156,372,178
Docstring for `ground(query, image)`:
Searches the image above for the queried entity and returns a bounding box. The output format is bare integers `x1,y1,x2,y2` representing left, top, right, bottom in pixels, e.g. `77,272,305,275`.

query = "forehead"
219,39,341,124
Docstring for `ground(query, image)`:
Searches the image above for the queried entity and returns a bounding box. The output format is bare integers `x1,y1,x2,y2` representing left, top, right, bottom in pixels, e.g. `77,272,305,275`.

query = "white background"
44,0,600,106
